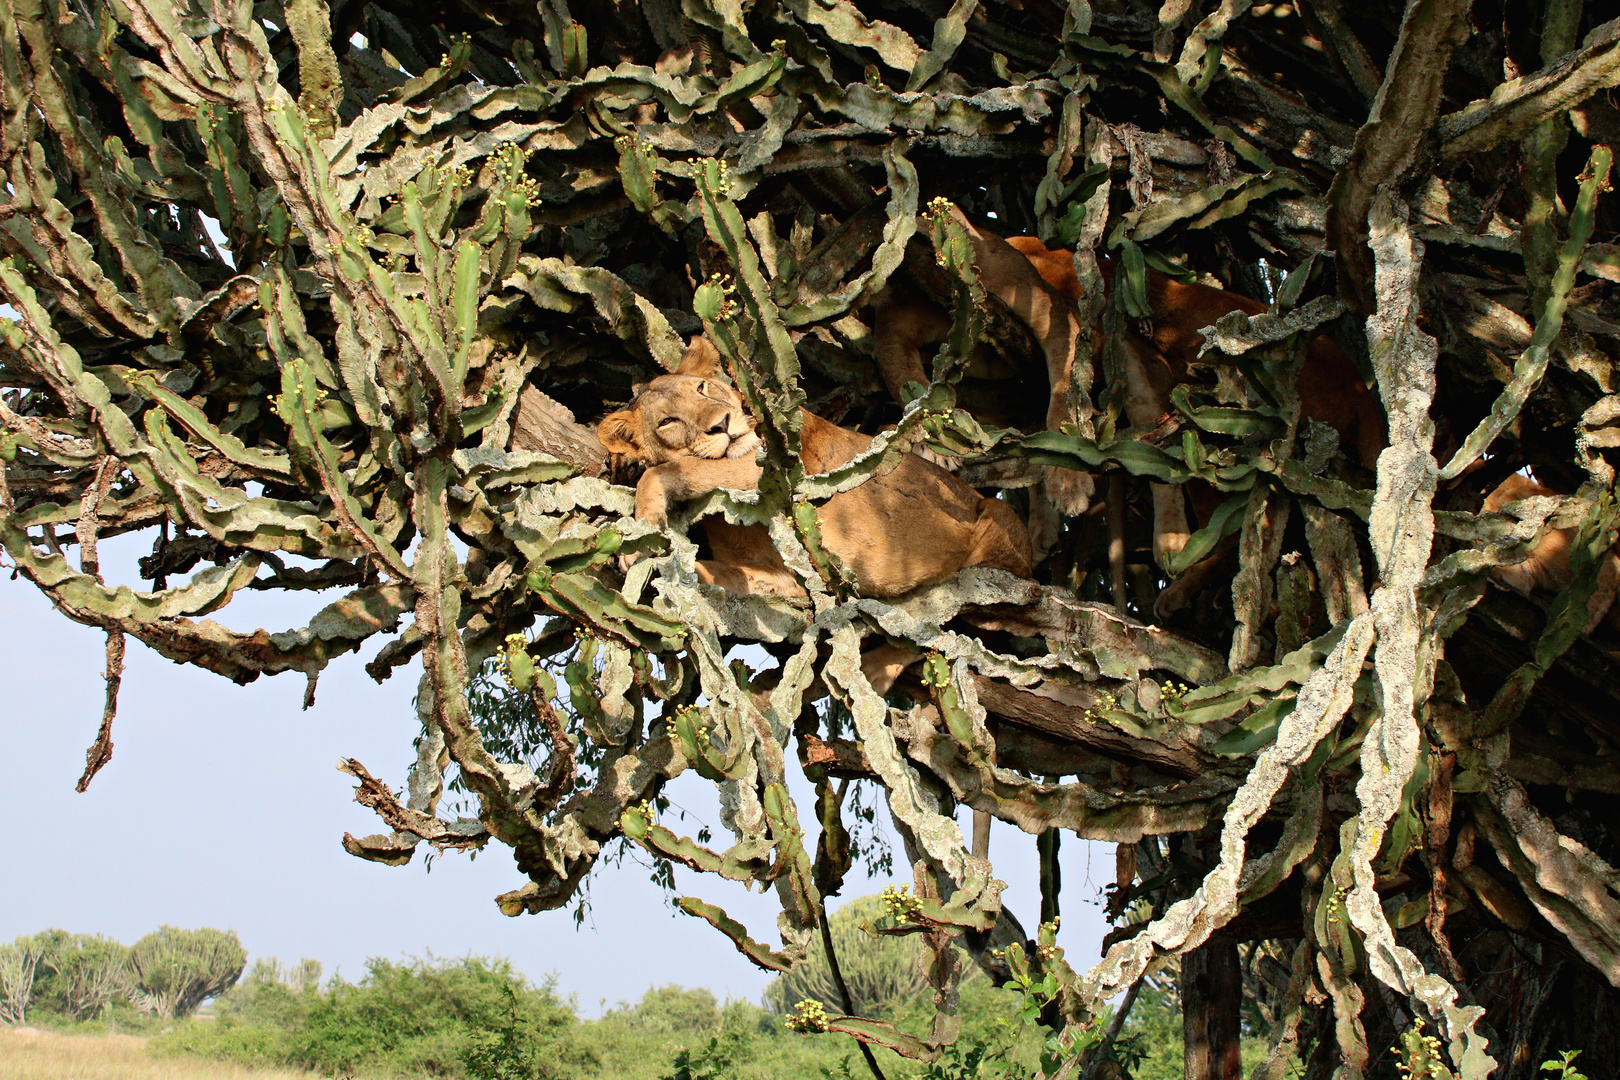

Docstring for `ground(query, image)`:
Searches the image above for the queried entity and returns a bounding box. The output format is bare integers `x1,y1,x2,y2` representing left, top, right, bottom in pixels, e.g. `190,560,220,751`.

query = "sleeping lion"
598,337,1033,599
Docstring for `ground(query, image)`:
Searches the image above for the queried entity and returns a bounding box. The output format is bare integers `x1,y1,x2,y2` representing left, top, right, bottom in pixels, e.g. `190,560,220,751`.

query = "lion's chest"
699,518,784,570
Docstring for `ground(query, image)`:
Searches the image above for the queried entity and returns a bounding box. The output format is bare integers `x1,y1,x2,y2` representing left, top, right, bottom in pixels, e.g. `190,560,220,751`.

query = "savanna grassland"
0,1027,333,1080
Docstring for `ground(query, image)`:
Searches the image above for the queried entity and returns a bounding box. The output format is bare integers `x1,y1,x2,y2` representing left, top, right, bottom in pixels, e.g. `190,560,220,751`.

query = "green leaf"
1162,492,1246,575
450,239,480,385
1211,695,1296,756
1115,237,1152,318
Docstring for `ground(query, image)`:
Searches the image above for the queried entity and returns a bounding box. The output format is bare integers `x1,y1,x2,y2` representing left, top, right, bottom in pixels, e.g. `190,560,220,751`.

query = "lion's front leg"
634,458,766,530
955,215,1096,515
634,466,676,530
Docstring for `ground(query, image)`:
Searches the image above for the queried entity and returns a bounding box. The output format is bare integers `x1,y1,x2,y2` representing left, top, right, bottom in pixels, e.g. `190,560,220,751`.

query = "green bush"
1118,985,1184,1080
30,930,131,1020
154,1016,301,1070
658,1023,753,1080
0,934,44,1024
146,940,1188,1080
157,954,329,1064
604,985,722,1033
298,955,591,1078
583,988,860,1080
216,957,322,1030
463,983,593,1080
153,953,592,1078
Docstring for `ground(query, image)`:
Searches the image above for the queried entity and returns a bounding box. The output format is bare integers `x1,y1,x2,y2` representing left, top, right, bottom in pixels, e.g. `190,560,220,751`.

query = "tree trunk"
1182,939,1243,1080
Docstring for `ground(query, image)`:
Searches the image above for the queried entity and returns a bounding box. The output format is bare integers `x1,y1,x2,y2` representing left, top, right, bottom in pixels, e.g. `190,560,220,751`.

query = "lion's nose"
708,415,730,436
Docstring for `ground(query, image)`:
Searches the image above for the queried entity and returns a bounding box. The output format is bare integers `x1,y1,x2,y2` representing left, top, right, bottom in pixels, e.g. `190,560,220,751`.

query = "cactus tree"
4,0,1620,1074
126,926,247,1019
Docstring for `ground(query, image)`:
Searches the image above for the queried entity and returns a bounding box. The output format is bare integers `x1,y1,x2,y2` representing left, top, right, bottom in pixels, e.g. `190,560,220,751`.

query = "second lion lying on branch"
598,337,1033,599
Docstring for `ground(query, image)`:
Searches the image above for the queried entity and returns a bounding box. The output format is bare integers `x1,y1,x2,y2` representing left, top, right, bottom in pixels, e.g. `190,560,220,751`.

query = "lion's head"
597,338,761,466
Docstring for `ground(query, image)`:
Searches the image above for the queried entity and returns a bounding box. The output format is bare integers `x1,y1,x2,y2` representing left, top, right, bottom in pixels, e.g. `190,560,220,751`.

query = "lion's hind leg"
695,561,807,598
860,642,922,696
967,496,1034,579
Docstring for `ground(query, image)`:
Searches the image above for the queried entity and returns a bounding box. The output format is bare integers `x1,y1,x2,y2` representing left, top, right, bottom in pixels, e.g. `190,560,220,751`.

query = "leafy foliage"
0,926,251,1029
588,989,851,1080
298,956,589,1078
212,956,325,1035
153,952,1112,1080
5,0,1620,1074
463,983,589,1080
604,986,724,1034
31,931,132,1020
657,1021,757,1080
0,935,43,1025
156,953,593,1079
1539,1051,1588,1080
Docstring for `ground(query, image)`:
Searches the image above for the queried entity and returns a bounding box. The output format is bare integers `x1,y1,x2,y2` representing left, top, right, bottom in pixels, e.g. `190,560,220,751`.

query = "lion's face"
598,339,760,465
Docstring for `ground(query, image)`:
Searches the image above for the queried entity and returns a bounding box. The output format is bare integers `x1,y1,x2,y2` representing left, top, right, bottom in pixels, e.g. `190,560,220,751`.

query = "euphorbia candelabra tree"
4,0,1620,1075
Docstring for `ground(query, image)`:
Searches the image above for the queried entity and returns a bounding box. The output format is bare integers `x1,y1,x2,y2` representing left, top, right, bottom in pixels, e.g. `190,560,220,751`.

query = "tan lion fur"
1004,237,1386,618
1483,474,1620,635
872,225,1386,619
598,338,1033,600
870,214,1097,525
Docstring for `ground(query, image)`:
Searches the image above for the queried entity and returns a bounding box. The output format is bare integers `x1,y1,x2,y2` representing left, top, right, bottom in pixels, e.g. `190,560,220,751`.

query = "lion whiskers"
724,431,761,459
689,433,733,459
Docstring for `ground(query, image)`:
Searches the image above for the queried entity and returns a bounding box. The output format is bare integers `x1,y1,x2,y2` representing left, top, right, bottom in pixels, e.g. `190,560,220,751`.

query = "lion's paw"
1154,577,1198,622
1153,528,1192,571
1043,467,1094,516
913,445,961,472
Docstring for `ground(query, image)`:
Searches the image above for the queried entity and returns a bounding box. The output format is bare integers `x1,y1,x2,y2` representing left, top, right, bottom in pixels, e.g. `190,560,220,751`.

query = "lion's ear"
677,335,723,377
598,410,642,457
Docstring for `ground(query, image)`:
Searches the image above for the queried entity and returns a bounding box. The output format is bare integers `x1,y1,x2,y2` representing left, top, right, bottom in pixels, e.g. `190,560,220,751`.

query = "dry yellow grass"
0,1027,327,1080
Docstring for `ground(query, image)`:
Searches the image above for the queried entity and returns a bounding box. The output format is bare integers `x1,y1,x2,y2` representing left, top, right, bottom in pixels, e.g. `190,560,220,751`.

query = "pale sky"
2,531,1115,1015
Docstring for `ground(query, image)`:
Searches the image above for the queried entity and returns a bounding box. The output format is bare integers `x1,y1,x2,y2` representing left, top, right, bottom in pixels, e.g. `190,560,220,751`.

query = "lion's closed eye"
657,417,681,428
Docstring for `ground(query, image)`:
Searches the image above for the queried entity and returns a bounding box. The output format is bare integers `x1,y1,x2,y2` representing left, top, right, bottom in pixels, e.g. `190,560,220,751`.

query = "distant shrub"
30,931,131,1020
606,985,722,1033
655,1000,769,1080
462,982,597,1080
153,1015,299,1069
0,934,43,1024
241,955,324,995
147,952,314,1069
297,955,592,1078
216,956,322,1031
1122,985,1186,1080
153,952,592,1078
659,1027,751,1080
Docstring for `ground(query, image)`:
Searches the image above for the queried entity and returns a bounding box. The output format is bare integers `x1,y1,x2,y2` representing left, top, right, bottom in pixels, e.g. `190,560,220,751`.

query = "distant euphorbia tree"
0,936,42,1025
765,894,935,1020
32,931,132,1020
126,926,247,1019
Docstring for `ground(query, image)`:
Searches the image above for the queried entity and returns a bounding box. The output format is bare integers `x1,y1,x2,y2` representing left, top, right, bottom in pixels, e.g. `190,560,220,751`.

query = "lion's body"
598,340,1032,599
874,227,1386,606
1002,236,1387,467
1485,474,1620,635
